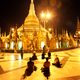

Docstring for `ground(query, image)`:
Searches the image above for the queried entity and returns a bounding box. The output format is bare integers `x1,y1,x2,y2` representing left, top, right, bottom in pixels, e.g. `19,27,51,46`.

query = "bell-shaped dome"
24,0,39,30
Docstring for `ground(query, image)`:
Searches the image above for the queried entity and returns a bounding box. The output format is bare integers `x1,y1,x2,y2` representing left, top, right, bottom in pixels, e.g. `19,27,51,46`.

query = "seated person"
21,57,37,79
41,57,50,79
41,51,46,59
48,50,51,59
52,55,61,68
31,51,37,60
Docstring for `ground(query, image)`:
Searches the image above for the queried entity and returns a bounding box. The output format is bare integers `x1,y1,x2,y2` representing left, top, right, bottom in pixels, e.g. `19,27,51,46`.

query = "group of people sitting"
41,54,61,79
31,50,51,60
41,50,51,59
21,50,61,80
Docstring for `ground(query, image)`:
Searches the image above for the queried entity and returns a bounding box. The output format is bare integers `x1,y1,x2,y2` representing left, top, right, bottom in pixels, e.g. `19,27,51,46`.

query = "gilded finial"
31,0,33,3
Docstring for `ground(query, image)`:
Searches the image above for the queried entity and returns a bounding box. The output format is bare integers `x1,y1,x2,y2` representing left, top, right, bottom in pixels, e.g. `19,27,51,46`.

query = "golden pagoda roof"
23,0,39,31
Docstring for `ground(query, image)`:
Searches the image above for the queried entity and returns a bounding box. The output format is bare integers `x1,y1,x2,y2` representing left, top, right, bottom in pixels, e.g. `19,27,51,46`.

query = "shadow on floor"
61,56,69,68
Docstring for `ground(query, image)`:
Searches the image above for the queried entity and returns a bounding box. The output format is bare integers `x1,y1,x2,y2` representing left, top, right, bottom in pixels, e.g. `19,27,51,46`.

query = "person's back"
32,52,37,60
43,58,50,79
21,58,34,79
52,55,61,68
27,61,34,69
43,58,50,71
20,47,23,59
27,58,34,73
41,52,45,59
48,51,51,59
44,61,50,68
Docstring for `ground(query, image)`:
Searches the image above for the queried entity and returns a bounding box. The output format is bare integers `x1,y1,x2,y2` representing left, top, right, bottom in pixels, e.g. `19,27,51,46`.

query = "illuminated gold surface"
0,48,80,80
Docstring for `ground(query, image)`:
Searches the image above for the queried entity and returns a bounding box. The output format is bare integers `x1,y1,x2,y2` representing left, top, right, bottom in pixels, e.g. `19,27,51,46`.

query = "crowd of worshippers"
21,47,62,80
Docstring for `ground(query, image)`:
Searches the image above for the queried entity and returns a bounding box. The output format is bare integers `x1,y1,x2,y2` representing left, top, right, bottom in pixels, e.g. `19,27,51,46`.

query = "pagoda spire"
24,0,39,29
31,0,33,3
29,0,35,16
76,17,80,35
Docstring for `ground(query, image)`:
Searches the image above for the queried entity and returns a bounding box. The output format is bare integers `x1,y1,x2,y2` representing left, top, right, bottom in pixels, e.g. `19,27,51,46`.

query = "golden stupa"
17,0,48,50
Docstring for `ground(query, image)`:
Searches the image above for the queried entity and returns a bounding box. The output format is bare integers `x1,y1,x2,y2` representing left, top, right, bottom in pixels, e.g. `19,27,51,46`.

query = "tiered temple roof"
18,0,40,32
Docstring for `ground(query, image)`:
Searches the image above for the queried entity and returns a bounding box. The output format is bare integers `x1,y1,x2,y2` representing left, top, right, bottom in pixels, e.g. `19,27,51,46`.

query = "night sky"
0,0,80,35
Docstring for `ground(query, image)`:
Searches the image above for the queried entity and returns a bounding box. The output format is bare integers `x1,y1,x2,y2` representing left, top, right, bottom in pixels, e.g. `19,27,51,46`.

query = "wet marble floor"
0,48,80,80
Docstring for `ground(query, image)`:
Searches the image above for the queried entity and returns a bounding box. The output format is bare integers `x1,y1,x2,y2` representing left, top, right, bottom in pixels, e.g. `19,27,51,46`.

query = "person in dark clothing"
48,50,51,59
43,45,46,53
21,57,37,80
31,51,37,60
52,55,61,68
41,57,50,79
41,51,46,59
20,47,23,59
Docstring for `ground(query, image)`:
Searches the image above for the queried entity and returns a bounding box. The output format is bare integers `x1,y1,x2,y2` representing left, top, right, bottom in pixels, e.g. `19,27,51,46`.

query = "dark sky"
0,0,80,34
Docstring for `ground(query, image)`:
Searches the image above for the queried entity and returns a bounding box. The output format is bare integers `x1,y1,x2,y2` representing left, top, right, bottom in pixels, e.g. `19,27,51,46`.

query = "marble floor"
0,48,80,80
